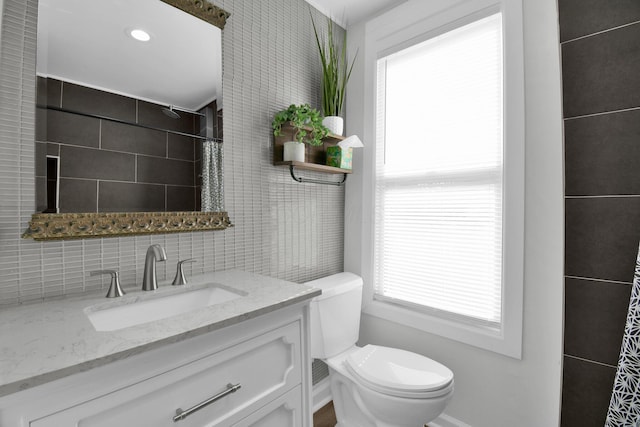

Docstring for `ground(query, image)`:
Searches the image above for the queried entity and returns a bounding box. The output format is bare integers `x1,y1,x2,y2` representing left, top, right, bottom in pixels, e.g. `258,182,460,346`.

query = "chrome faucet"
142,244,167,291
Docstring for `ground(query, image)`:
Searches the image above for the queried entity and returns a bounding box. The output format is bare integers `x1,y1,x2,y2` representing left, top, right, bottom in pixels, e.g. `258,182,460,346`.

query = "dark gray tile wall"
59,145,136,181
138,100,195,134
136,156,195,186
564,110,640,196
562,356,618,426
565,198,640,282
101,121,167,157
561,23,640,117
558,0,640,42
45,110,100,148
35,77,200,212
564,278,631,365
559,2,640,425
59,179,98,213
98,181,165,213
61,83,136,121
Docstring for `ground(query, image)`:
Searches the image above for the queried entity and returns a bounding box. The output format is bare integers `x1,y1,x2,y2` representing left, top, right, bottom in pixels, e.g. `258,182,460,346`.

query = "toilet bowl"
307,273,454,427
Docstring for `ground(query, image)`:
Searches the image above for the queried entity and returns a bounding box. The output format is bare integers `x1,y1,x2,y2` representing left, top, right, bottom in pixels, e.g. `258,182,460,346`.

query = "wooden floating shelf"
272,123,353,185
274,161,352,174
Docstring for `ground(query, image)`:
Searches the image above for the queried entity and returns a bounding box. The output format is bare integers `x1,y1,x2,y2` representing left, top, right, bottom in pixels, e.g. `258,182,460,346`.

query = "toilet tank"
306,272,363,359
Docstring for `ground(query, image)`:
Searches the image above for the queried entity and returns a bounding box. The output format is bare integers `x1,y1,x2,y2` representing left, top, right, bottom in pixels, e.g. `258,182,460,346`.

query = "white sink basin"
86,284,246,331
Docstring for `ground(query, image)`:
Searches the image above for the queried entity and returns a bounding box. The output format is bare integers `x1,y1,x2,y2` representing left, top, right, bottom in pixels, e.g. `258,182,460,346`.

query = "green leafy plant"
311,13,357,117
272,104,329,146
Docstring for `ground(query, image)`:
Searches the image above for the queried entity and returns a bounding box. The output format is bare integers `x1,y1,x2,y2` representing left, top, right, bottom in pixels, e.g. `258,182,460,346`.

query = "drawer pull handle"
173,383,241,422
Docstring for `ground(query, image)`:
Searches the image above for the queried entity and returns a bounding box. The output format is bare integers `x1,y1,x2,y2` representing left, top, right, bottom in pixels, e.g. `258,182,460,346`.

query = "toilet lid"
346,345,453,394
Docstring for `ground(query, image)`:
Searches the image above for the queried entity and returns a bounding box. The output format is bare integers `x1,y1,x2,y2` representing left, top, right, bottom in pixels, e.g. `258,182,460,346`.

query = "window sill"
362,299,522,359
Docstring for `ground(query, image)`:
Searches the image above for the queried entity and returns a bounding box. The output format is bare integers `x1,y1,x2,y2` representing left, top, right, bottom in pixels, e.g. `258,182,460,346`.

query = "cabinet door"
31,322,301,427
232,385,302,427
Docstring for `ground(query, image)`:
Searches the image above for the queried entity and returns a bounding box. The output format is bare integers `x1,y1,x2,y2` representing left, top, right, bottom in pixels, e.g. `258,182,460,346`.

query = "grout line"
561,19,640,45
564,105,640,121
565,195,640,199
565,275,632,285
564,354,618,369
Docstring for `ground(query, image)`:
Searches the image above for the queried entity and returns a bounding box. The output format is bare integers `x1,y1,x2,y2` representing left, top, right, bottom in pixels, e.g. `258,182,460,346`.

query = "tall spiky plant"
311,13,357,117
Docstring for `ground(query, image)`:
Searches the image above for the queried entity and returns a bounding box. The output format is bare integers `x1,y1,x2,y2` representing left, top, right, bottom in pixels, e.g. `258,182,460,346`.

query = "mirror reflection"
35,0,223,214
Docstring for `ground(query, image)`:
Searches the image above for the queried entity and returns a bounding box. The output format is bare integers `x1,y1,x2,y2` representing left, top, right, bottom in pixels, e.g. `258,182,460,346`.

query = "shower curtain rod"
37,105,222,142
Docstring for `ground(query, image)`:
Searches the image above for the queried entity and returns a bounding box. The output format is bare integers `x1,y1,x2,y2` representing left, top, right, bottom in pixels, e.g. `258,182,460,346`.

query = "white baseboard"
312,377,333,413
429,413,473,427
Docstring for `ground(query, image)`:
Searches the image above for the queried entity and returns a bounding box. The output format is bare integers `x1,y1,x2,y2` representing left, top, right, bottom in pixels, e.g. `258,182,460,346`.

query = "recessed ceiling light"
129,29,151,42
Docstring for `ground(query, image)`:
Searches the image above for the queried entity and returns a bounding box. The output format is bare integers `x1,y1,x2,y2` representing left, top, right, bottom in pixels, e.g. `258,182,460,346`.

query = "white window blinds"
374,13,504,328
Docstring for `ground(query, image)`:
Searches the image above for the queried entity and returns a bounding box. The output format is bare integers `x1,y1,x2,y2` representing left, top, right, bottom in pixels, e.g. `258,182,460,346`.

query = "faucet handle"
90,270,126,298
172,259,197,286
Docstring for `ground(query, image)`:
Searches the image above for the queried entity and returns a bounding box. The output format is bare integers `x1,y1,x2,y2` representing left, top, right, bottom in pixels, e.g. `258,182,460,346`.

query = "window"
365,5,524,358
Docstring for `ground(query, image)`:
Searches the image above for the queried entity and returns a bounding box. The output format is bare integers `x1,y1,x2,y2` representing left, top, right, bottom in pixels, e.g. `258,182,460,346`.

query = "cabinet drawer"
32,321,301,427
232,385,302,427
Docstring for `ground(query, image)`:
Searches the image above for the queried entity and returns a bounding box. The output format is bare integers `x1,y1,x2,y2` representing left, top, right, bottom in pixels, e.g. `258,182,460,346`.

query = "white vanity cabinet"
0,302,312,427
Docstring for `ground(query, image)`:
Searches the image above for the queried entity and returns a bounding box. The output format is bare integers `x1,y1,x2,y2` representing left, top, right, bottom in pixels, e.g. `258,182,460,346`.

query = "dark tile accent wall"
565,198,640,282
559,3,640,425
59,145,136,181
137,156,195,186
564,110,640,196
59,179,97,212
46,110,100,148
562,356,617,426
101,121,167,157
166,186,196,212
35,77,204,213
168,134,196,161
98,182,165,213
558,0,640,42
61,83,136,121
564,278,631,365
138,100,195,134
561,23,640,117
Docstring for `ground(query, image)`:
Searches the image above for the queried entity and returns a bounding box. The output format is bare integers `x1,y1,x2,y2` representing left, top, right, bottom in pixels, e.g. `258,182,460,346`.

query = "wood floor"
313,401,432,426
313,401,337,427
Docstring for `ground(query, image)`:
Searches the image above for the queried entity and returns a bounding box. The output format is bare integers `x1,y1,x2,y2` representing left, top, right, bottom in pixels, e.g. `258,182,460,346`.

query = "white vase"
323,116,344,136
283,141,305,162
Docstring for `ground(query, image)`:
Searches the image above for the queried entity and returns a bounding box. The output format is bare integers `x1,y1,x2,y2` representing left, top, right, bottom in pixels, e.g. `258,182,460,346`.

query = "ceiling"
35,0,403,112
36,0,221,112
306,0,407,27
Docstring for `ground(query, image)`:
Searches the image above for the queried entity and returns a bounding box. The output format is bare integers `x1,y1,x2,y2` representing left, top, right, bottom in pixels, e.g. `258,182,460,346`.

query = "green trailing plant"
311,13,357,117
272,104,329,146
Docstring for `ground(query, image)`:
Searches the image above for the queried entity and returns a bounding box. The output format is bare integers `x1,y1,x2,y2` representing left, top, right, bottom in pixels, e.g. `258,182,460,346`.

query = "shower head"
161,105,181,119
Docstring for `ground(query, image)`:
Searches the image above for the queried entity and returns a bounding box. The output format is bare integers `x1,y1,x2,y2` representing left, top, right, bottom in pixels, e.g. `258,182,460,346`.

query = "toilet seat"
345,345,454,399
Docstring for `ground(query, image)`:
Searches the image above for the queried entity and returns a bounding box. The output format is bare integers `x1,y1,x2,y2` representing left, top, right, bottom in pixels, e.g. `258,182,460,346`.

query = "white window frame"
360,0,524,359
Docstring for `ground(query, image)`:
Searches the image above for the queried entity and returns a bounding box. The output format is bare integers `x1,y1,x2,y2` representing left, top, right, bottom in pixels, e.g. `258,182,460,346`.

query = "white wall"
344,0,564,425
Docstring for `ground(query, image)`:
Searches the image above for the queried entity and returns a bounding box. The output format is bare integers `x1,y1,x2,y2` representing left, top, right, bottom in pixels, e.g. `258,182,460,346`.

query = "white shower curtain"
201,139,224,212
606,242,640,426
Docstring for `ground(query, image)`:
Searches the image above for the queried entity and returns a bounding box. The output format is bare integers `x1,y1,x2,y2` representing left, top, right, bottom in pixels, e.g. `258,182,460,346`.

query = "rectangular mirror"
24,0,232,240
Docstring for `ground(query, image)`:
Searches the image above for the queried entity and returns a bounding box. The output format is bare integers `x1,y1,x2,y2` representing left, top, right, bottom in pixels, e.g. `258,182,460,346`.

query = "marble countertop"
0,270,320,398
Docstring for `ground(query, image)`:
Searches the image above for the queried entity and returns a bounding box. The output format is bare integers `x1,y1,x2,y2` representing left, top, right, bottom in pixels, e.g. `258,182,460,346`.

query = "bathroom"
0,0,638,426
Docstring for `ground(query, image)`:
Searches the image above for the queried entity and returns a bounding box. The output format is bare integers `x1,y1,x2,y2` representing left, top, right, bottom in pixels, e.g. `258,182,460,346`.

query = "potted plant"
311,14,357,136
273,104,329,162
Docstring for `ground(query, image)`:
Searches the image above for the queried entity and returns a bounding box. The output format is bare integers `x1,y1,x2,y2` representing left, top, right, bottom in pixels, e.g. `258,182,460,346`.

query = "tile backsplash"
0,0,345,305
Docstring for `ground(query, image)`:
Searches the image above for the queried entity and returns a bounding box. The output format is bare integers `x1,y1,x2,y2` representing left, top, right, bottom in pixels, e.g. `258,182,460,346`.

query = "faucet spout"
142,244,167,291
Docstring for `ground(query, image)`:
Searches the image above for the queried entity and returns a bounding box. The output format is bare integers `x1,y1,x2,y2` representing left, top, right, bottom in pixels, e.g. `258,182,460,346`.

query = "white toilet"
307,272,454,427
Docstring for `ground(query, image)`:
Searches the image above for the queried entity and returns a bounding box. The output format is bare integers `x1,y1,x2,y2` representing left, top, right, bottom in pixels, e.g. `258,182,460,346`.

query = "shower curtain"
201,139,224,212
606,242,640,426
